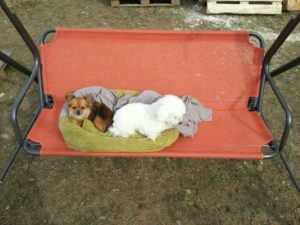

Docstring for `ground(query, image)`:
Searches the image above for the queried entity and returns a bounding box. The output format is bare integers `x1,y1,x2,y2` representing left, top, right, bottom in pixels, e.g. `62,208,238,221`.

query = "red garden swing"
0,0,299,192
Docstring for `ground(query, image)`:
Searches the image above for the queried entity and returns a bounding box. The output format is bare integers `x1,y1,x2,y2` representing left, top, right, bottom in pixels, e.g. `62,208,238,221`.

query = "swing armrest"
10,58,42,146
0,0,48,182
1,57,41,182
261,71,292,159
11,55,53,154
1,0,49,148
260,14,300,158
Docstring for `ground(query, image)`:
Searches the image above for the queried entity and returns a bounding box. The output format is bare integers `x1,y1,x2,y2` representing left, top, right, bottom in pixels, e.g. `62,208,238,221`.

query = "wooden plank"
208,0,282,2
171,0,180,5
287,0,300,10
207,1,282,14
112,3,176,7
111,0,120,7
111,0,180,7
141,0,150,5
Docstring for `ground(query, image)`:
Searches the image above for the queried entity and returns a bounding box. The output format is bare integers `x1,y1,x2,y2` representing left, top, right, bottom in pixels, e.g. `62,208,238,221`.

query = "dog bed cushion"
59,117,179,152
58,89,180,152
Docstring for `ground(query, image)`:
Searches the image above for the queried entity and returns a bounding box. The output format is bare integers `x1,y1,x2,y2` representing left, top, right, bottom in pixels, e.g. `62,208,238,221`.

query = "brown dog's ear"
83,93,93,103
66,92,75,101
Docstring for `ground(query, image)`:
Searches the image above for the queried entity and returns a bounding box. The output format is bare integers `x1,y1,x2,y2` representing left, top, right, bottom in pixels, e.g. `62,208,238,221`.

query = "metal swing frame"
0,0,299,192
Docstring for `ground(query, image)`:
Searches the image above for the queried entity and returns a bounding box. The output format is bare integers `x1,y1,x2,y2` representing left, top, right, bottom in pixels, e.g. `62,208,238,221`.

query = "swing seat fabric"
27,28,273,159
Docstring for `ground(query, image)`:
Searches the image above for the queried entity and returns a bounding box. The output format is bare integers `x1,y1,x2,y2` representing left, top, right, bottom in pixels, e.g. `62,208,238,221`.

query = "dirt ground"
0,0,300,225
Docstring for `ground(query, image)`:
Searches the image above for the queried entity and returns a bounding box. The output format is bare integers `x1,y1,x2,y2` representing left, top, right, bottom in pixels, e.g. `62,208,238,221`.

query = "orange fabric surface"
27,28,273,159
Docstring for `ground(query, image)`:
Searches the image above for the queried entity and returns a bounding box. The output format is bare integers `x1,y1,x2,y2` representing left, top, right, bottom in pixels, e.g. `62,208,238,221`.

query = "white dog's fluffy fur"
109,95,186,141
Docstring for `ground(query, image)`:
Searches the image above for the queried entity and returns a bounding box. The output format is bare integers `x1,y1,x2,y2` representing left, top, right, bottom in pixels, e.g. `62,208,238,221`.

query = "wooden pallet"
207,0,282,14
286,0,300,10
111,0,180,7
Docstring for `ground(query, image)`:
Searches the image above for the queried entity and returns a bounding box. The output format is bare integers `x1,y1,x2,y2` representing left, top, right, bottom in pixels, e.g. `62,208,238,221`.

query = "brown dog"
66,93,93,127
89,101,113,132
65,93,113,132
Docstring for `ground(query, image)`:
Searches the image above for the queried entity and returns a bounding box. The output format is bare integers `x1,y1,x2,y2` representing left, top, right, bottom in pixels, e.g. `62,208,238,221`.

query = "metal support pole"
0,50,32,76
0,145,22,183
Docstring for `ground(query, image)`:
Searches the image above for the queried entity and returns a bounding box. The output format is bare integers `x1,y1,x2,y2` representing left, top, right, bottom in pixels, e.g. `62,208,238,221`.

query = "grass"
0,1,299,225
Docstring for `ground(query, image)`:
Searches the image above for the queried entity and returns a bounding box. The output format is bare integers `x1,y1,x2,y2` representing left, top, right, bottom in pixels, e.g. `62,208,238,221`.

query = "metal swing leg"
0,0,45,182
261,13,300,193
270,55,300,193
279,152,300,193
0,145,22,183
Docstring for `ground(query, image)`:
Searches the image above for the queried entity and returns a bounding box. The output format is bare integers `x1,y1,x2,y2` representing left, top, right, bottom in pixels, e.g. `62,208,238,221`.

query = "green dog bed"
58,89,180,152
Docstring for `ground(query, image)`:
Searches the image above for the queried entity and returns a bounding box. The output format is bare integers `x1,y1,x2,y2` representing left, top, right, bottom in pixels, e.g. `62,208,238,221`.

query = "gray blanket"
60,86,212,137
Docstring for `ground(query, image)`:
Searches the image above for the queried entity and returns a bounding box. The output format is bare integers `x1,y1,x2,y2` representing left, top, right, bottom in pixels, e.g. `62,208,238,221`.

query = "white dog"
109,95,186,141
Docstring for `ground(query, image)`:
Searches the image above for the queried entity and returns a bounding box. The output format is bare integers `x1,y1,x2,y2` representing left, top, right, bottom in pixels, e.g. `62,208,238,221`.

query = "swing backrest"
41,28,264,110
